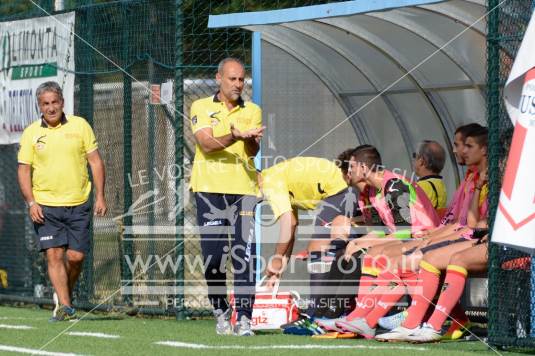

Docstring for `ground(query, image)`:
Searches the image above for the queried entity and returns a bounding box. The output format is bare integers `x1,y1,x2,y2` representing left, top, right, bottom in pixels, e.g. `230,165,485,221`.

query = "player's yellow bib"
262,157,348,218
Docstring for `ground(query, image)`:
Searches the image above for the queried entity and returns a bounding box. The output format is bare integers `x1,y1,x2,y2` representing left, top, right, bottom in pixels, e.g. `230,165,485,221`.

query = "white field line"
66,332,120,339
155,341,428,351
0,324,34,330
0,345,86,356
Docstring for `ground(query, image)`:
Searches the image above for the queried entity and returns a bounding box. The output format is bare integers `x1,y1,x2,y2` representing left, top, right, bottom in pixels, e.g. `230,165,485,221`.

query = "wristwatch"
27,201,36,208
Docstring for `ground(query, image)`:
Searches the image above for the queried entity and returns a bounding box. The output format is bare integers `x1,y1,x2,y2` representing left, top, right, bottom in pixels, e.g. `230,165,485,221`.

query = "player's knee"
330,215,351,238
422,249,440,264
46,248,64,264
449,251,466,268
66,250,85,264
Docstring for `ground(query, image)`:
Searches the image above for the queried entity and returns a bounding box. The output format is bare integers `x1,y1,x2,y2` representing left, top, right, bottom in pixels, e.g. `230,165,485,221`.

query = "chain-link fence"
2,1,535,347
0,0,343,318
487,0,535,349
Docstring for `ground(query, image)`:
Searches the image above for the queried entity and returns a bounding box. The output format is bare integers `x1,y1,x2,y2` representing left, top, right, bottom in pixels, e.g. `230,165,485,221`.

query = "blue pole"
252,31,262,284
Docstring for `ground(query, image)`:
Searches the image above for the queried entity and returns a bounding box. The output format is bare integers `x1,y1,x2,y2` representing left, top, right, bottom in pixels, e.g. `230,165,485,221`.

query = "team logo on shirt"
208,111,221,126
35,135,46,150
191,115,197,125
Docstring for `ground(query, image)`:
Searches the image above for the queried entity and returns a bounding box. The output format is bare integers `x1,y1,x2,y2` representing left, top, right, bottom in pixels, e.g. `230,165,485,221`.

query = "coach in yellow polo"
17,81,107,322
190,58,264,336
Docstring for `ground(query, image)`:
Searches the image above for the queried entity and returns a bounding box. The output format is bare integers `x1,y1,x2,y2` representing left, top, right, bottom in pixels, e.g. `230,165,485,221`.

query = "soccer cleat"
213,308,233,336
335,317,376,339
280,313,311,332
443,319,471,340
52,292,60,318
234,315,254,336
49,305,77,322
406,323,442,343
375,325,420,342
282,316,325,336
378,311,408,331
312,331,357,339
307,321,327,336
315,317,347,333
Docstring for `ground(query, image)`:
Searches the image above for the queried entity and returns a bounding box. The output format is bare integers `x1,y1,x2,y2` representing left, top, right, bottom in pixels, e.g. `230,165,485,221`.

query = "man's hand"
94,196,108,217
343,240,360,261
231,124,265,141
29,203,45,224
265,254,287,290
266,275,280,290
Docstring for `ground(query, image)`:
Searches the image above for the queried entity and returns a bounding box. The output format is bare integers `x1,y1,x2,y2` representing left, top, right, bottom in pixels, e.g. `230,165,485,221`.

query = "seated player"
369,127,489,341
375,123,486,332
371,123,484,265
331,126,487,337
312,145,439,333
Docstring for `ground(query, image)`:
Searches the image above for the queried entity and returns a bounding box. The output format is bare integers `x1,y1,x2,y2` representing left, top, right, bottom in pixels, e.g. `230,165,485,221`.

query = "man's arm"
87,150,107,216
17,163,44,224
194,125,264,155
267,210,298,278
467,172,487,228
194,127,236,154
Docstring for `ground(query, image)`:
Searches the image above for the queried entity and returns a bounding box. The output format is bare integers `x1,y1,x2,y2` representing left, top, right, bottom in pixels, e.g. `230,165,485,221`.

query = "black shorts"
316,187,360,224
34,200,92,254
312,187,361,239
419,238,467,254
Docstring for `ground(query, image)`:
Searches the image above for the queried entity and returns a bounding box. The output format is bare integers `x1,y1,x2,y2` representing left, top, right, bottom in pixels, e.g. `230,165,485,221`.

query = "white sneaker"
335,317,376,339
234,315,255,336
406,323,442,343
378,311,408,330
375,325,420,342
316,317,347,333
213,309,232,335
52,292,60,318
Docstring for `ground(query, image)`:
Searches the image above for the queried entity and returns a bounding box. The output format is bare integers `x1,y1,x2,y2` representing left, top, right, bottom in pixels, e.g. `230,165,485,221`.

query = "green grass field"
0,305,528,356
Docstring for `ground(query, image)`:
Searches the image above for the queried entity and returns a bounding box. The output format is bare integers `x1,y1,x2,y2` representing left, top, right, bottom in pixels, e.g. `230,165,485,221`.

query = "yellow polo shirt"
261,157,348,219
417,175,447,211
190,94,262,195
18,115,98,206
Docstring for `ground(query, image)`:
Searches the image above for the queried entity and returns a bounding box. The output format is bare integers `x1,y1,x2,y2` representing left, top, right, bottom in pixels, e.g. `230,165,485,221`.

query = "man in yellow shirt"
17,81,107,322
412,140,447,217
190,58,264,336
262,153,360,327
261,155,356,270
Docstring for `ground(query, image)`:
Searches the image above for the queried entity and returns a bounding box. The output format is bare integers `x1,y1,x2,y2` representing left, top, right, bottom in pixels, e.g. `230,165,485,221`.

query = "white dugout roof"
209,0,488,195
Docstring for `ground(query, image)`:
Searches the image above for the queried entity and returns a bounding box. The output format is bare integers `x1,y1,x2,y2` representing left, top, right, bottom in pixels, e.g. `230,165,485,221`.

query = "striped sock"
347,255,379,320
428,265,468,331
365,270,409,328
402,260,441,329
